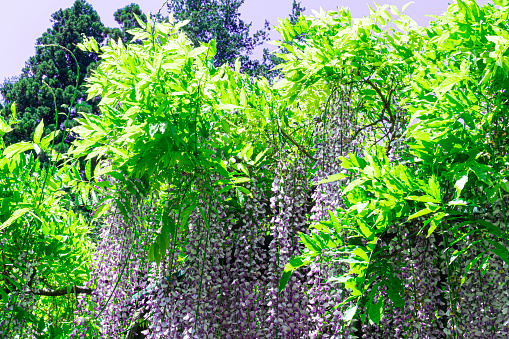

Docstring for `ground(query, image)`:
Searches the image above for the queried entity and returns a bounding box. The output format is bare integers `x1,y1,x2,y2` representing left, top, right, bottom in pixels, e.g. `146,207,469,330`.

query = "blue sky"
0,0,492,86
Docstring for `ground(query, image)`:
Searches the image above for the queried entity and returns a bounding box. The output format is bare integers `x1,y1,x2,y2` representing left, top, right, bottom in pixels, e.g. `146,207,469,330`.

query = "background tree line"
0,0,305,146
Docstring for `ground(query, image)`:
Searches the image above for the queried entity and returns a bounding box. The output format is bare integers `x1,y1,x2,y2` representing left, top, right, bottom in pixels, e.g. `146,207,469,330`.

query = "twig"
365,79,393,121
32,286,93,297
351,118,384,140
279,127,317,162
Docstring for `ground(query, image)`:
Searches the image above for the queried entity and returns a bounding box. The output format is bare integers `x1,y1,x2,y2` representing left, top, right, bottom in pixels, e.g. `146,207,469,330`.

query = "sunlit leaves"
343,304,359,323
4,1,507,335
455,175,468,194
33,120,44,144
3,142,34,158
315,173,347,185
0,207,31,232
408,208,432,221
278,256,312,294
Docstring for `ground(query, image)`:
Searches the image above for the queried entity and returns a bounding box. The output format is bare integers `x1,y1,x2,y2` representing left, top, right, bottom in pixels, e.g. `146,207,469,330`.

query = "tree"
251,0,306,81
103,3,148,43
166,0,271,75
0,0,105,145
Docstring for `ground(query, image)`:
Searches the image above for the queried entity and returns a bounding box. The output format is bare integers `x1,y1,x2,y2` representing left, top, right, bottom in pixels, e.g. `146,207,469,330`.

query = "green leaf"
502,180,509,193
133,13,147,30
406,195,440,203
408,208,432,221
220,120,231,133
279,257,311,293
92,203,110,219
462,251,486,286
486,240,509,266
214,160,230,179
352,247,369,261
300,233,321,252
356,201,369,214
402,1,414,12
311,233,329,249
343,179,365,195
236,163,249,176
10,103,16,121
160,219,174,252
278,270,293,294
33,120,44,144
0,289,8,304
198,205,210,231
219,185,234,195
480,253,490,276
175,19,190,30
0,116,12,135
326,275,352,285
236,186,253,198
368,297,383,324
316,173,347,185
284,256,311,271
233,177,250,184
0,208,31,231
180,203,196,232
94,164,112,178
476,219,505,238
80,183,90,204
427,212,445,237
343,304,358,323
214,104,242,110
115,197,130,224
448,199,468,206
189,46,208,58
470,162,492,184
253,147,271,166
429,176,441,201
359,222,373,239
85,160,92,181
3,142,34,158
386,288,404,309
148,242,161,265
5,275,22,291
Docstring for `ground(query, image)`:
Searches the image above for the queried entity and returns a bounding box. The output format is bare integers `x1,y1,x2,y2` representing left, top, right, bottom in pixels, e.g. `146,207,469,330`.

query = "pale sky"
0,0,492,89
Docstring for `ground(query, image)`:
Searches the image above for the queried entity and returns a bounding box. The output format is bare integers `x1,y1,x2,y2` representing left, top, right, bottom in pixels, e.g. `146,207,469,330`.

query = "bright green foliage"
73,16,220,180
1,0,509,335
73,14,280,185
274,0,509,327
72,15,276,262
0,115,97,336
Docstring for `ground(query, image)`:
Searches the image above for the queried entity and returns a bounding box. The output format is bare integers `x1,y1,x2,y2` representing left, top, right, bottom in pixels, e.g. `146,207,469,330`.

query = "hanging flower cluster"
266,156,312,338
307,88,364,338
68,84,509,339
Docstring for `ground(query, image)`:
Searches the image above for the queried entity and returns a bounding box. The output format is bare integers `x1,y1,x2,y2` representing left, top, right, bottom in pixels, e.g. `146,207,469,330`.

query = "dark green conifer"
103,3,148,44
0,0,104,145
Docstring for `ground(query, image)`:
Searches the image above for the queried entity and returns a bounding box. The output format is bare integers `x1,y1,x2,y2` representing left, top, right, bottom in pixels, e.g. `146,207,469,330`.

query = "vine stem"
193,178,215,336
408,238,418,337
499,190,508,236
440,222,458,339
94,207,138,321
278,125,317,162
193,217,210,336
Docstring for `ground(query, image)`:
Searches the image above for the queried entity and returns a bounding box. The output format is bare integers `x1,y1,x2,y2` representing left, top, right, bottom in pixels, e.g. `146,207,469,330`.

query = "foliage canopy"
1,0,509,337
